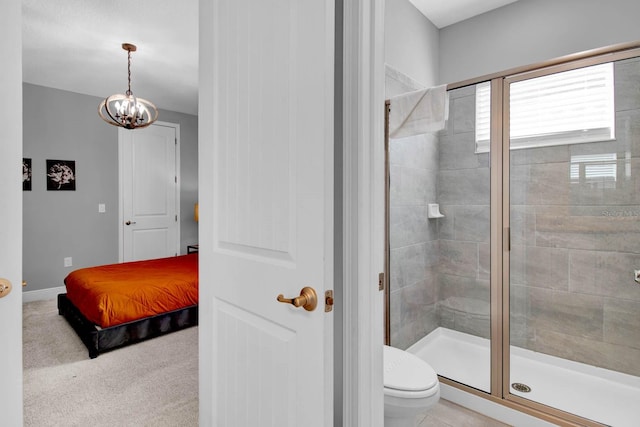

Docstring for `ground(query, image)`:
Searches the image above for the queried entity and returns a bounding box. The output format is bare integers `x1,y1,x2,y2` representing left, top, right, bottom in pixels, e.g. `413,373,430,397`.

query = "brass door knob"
0,278,12,298
277,286,318,312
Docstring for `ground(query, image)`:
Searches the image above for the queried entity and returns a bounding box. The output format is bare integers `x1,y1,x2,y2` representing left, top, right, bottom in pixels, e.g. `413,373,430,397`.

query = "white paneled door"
0,0,23,424
120,123,179,261
199,0,334,425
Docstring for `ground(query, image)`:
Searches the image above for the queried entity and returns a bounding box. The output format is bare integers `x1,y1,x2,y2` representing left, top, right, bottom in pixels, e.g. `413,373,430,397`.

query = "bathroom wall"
509,57,640,377
439,0,640,85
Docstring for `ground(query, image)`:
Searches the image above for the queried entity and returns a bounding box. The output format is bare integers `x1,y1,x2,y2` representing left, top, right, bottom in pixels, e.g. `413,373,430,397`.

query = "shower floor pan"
407,327,640,427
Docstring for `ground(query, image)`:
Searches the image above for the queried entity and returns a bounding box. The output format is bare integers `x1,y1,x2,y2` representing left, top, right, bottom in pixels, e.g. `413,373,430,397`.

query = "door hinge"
175,176,177,183
175,214,178,222
324,290,334,312
378,272,385,291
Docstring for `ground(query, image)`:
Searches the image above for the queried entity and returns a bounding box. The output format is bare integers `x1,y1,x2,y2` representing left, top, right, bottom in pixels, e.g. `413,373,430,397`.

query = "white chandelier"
98,43,158,130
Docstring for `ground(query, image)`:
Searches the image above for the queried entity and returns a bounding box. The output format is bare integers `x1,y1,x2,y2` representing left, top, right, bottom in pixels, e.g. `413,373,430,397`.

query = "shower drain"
511,382,532,393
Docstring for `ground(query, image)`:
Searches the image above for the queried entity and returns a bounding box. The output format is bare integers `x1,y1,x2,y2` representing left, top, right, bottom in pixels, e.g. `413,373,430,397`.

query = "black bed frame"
57,293,198,359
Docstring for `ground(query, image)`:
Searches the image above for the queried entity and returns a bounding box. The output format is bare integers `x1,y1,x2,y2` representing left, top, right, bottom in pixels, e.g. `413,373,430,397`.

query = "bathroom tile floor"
417,399,511,426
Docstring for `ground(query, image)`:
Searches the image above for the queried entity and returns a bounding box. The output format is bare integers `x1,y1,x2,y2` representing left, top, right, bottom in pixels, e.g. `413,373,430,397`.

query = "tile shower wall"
436,85,492,340
389,132,440,349
391,60,640,378
389,83,492,350
510,57,640,377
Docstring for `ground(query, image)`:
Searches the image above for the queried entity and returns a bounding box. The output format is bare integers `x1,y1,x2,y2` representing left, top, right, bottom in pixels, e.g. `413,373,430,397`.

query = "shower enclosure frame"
385,40,640,427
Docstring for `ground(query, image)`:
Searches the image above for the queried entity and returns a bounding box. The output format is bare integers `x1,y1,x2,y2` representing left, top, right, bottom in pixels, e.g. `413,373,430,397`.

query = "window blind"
475,63,615,153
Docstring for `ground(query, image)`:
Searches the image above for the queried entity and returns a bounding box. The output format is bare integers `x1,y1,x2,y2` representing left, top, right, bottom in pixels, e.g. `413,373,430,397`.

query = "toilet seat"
384,345,438,399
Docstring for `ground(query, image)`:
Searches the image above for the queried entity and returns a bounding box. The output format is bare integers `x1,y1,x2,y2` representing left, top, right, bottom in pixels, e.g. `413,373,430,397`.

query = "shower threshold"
407,327,640,427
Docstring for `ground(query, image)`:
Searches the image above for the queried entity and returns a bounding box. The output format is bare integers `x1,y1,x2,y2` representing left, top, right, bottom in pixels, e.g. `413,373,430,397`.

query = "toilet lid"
383,345,438,392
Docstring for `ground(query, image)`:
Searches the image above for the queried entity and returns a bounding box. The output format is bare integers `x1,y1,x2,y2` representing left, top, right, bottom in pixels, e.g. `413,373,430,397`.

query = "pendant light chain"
127,48,132,96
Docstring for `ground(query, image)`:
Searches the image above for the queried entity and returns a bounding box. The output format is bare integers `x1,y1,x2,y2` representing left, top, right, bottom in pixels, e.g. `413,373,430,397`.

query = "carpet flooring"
23,298,198,427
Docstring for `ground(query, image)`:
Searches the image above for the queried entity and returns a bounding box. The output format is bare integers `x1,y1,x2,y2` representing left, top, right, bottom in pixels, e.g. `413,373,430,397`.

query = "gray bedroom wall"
22,83,198,293
439,0,640,85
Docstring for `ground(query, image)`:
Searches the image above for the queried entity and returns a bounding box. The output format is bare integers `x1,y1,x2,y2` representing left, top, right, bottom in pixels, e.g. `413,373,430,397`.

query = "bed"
57,253,198,358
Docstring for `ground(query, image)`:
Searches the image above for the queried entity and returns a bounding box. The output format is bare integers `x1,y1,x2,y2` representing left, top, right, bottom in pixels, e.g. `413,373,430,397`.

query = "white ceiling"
408,0,521,28
21,1,516,117
22,0,198,115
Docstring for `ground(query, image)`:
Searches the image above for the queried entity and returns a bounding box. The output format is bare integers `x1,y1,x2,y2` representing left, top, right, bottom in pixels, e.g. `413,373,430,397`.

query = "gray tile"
509,285,532,347
448,85,475,100
478,243,490,281
615,109,640,158
525,328,640,377
569,250,640,301
389,205,437,249
437,204,455,240
510,246,569,290
439,131,483,171
510,206,536,246
451,95,475,134
439,240,479,279
536,214,640,253
509,164,530,206
604,298,640,350
390,242,439,291
522,161,571,206
438,273,490,304
510,145,569,165
438,168,490,205
392,281,438,350
438,296,490,339
615,58,640,112
390,164,437,207
527,287,604,341
453,205,490,243
389,132,439,171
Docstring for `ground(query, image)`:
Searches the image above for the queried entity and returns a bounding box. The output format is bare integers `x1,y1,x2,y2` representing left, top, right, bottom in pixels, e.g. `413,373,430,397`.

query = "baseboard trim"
22,286,65,303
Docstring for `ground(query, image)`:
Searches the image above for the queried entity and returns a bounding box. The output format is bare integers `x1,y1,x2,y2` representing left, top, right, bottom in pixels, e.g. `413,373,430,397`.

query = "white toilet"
383,345,440,427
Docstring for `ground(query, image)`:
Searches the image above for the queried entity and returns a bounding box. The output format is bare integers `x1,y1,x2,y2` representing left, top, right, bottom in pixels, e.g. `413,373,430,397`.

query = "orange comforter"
65,254,198,328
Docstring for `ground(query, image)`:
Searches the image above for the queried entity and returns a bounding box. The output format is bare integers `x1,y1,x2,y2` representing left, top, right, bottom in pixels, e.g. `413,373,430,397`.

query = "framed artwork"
46,159,76,191
23,158,32,191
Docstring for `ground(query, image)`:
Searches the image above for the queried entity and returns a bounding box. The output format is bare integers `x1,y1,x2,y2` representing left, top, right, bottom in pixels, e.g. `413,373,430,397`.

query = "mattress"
64,254,198,328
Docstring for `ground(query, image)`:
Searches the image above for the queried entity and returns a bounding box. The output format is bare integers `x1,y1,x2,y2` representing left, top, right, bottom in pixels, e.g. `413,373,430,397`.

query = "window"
475,63,615,153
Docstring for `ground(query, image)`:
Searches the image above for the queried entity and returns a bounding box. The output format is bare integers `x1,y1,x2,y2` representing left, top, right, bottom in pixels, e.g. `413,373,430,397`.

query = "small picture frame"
23,158,32,191
46,159,76,191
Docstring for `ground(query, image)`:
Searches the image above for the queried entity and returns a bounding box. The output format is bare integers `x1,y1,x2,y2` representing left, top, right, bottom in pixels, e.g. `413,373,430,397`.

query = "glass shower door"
388,82,493,394
507,58,640,426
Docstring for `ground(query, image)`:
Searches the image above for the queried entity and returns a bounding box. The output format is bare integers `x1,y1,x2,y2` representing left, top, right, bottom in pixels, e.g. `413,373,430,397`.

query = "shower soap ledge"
428,203,444,219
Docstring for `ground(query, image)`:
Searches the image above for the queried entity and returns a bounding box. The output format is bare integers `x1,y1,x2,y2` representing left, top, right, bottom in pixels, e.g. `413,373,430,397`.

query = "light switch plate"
98,203,106,213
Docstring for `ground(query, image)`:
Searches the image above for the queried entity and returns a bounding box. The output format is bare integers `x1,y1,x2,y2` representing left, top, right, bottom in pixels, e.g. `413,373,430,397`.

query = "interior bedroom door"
0,1,23,424
199,0,334,425
119,122,179,262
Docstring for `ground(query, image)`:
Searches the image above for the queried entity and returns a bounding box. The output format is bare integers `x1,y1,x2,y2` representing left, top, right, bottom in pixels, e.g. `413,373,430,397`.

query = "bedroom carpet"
23,298,198,427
